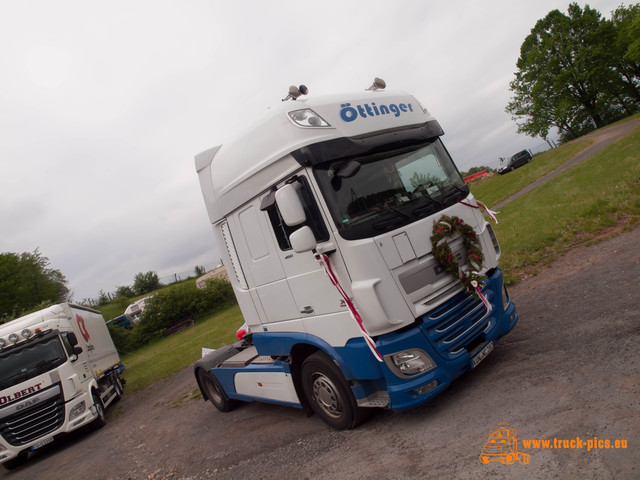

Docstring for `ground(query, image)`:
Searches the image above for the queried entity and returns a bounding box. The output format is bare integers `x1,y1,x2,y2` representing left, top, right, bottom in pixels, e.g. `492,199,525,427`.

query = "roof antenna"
282,84,309,102
366,77,386,91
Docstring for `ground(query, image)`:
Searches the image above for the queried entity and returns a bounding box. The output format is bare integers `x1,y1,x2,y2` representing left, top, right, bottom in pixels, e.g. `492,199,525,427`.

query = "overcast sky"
0,0,624,302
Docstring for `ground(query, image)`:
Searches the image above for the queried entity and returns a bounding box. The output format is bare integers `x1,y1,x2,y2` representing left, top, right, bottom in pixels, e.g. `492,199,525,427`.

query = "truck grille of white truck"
0,384,65,446
422,288,494,357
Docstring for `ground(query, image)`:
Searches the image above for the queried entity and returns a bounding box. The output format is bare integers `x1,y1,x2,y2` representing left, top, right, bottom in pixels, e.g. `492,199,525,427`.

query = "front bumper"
0,390,99,464
375,268,518,411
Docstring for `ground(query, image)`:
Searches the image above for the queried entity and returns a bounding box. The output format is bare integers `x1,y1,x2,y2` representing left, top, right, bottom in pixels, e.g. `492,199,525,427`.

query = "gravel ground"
3,225,638,480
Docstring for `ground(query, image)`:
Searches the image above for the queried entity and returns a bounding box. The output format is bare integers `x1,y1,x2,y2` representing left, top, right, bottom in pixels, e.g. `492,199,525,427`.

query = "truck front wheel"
112,374,124,402
90,393,106,429
197,369,235,412
301,352,367,430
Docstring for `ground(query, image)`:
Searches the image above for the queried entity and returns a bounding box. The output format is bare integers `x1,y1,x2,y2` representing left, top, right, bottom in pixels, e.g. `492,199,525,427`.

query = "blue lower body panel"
205,269,517,414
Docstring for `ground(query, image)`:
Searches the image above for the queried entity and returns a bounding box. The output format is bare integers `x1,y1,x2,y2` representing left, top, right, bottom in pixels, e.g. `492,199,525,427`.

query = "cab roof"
196,88,437,223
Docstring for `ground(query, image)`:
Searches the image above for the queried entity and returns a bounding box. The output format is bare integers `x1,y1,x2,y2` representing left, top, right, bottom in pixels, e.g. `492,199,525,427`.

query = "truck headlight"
384,349,436,378
287,109,331,128
69,401,86,421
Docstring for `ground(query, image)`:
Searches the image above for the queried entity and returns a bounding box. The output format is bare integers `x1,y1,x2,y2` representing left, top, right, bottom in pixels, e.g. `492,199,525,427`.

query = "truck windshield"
0,334,67,390
313,139,469,240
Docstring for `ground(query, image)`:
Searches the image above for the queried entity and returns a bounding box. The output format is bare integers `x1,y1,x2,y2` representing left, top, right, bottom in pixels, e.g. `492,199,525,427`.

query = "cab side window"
61,332,75,357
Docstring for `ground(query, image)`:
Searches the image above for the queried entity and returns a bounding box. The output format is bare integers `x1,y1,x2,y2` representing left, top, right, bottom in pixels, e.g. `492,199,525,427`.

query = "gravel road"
2,225,638,480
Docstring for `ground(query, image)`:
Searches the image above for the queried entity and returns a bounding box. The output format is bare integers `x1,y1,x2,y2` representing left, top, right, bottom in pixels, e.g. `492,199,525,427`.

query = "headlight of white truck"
287,109,331,128
69,401,86,421
385,349,436,378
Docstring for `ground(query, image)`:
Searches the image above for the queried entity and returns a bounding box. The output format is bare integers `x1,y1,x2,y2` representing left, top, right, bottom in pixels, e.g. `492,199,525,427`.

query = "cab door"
232,199,299,324
260,174,345,320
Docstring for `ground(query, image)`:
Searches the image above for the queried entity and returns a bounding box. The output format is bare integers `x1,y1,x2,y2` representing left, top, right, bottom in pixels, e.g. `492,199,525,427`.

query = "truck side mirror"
70,345,83,362
289,226,317,253
67,331,79,346
275,184,306,226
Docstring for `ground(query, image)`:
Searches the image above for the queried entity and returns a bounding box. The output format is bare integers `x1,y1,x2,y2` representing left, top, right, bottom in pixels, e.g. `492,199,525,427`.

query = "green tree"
610,4,640,101
115,285,135,298
133,271,161,296
97,289,111,306
194,265,205,277
506,3,640,142
0,249,69,321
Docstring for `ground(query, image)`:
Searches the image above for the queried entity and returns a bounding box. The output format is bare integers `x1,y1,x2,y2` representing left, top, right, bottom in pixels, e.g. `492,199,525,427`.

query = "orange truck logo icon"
480,423,531,465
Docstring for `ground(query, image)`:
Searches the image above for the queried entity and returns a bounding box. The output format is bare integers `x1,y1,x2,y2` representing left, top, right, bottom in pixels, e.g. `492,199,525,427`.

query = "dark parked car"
498,150,531,174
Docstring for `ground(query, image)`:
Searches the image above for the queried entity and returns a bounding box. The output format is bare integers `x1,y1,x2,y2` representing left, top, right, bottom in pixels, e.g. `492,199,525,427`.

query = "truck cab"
0,304,123,469
194,80,518,429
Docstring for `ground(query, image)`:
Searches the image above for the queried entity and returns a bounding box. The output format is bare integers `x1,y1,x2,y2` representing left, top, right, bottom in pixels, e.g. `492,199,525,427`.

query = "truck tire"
113,375,124,402
2,451,28,470
301,352,368,430
197,369,235,412
90,393,106,429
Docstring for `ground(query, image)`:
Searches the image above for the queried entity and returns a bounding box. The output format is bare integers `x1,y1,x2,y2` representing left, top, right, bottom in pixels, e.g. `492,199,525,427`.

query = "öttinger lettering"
340,101,414,122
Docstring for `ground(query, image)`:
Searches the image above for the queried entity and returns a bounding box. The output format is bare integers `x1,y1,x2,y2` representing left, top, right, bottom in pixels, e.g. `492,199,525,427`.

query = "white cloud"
0,0,625,300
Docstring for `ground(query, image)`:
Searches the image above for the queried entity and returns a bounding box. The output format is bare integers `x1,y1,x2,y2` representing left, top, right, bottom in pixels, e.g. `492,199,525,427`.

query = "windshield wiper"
440,183,467,203
371,207,413,230
412,193,443,217
386,207,411,219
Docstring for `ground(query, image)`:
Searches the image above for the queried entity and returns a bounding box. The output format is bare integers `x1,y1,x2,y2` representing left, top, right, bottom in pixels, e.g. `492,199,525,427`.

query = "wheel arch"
194,366,209,401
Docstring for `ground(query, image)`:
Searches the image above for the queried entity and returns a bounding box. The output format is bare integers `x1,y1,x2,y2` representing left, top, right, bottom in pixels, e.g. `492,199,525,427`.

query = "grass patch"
120,304,244,393
470,140,593,207
491,120,640,284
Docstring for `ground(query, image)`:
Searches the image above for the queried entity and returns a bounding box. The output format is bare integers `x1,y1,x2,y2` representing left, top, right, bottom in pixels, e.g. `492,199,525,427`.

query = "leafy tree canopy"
506,3,640,142
133,271,161,296
115,285,136,298
0,249,69,321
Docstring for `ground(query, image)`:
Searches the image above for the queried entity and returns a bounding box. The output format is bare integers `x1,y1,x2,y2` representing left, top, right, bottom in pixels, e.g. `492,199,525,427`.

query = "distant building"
196,266,228,288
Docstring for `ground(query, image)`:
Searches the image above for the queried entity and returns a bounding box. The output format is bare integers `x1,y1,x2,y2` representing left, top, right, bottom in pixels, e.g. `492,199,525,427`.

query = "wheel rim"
94,398,105,420
203,374,223,404
310,372,343,419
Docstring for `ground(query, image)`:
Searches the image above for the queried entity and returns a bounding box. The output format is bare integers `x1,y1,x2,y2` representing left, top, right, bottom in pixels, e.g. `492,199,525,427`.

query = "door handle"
300,306,314,315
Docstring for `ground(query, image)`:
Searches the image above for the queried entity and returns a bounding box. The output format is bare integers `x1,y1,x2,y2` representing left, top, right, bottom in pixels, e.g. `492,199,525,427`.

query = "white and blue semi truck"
193,79,518,429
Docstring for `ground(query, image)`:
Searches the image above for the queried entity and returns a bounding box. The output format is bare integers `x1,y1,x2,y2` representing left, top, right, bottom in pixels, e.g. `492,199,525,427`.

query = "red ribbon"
315,253,384,362
458,200,499,224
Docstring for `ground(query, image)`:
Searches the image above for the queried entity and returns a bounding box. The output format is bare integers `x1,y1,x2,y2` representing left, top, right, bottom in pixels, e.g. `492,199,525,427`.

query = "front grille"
421,288,493,358
0,385,65,446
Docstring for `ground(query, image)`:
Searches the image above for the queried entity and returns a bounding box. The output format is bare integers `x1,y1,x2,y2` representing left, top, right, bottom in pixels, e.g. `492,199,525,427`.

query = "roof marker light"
0,339,5,348
21,329,31,339
8,333,19,344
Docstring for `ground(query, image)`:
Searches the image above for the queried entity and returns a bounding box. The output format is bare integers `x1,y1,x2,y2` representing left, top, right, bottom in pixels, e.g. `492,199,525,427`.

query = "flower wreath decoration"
430,215,491,309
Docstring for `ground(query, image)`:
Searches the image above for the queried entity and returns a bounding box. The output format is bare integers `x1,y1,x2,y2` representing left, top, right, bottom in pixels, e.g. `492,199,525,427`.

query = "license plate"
30,436,54,451
472,341,494,368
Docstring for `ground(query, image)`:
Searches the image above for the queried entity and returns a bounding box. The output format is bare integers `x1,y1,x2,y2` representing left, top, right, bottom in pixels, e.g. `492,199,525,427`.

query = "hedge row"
108,278,236,354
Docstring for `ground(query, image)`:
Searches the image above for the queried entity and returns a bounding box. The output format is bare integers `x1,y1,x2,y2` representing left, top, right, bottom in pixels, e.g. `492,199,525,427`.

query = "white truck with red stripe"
194,79,518,429
0,303,124,469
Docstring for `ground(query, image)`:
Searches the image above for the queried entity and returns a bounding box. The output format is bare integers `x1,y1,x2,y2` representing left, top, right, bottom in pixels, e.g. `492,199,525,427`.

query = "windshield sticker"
340,102,414,122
